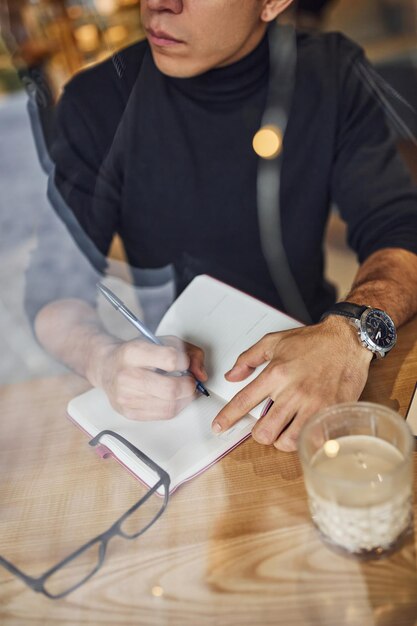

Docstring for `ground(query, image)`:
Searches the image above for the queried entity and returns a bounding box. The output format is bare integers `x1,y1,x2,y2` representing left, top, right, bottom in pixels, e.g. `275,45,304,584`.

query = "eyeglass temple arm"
89,430,171,486
0,555,44,590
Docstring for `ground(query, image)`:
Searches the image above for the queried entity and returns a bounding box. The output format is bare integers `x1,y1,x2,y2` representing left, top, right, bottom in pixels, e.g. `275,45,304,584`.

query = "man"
26,0,417,451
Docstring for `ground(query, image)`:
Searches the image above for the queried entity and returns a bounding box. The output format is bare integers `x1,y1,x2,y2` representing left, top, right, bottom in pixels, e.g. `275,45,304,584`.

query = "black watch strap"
320,301,368,322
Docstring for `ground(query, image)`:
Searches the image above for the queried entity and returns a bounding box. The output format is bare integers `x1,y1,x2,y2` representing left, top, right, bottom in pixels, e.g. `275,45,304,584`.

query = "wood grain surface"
0,316,416,626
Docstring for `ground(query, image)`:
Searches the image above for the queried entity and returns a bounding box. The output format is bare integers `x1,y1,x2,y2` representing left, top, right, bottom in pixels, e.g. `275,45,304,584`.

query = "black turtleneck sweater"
26,29,417,324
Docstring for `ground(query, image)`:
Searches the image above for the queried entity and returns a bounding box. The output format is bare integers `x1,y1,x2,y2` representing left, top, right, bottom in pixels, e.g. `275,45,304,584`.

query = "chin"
151,52,208,79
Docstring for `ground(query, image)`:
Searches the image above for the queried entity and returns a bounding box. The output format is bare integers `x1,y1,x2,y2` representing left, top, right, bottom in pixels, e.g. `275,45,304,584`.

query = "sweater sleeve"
331,40,417,262
49,84,122,258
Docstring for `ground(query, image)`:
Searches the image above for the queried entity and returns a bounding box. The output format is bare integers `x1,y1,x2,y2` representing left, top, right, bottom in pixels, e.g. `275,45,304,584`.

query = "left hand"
211,317,373,451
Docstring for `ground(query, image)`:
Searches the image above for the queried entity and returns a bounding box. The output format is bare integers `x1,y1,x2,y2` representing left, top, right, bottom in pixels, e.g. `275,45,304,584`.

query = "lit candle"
299,403,414,555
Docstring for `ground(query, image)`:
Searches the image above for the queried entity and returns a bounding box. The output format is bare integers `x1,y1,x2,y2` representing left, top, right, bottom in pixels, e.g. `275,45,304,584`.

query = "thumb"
225,334,277,381
185,342,208,381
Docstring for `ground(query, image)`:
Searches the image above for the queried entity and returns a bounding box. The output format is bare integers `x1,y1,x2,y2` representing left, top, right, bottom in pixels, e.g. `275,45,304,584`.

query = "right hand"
92,335,207,421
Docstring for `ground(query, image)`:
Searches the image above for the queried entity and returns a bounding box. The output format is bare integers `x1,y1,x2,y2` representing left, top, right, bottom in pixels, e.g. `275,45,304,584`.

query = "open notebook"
67,275,301,494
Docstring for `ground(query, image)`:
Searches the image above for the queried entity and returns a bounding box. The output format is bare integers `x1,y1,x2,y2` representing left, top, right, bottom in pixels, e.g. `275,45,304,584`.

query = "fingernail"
211,422,222,434
254,428,272,445
275,438,293,452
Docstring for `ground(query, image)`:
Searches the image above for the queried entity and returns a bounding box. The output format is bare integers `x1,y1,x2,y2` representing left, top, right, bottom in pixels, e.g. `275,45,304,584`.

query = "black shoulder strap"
20,66,56,175
257,23,312,324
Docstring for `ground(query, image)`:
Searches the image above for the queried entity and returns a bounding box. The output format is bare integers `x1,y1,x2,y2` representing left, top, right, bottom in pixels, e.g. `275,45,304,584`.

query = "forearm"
34,299,121,385
344,248,417,327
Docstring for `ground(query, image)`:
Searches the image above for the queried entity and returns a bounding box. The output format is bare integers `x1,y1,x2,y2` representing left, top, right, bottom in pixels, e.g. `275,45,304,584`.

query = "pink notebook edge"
66,410,253,497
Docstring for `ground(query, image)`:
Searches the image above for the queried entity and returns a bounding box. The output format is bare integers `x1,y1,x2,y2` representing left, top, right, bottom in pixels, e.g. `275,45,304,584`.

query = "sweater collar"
165,32,269,105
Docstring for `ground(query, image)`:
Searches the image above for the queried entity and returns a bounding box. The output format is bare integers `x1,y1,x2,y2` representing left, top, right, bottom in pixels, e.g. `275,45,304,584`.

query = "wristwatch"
320,302,397,359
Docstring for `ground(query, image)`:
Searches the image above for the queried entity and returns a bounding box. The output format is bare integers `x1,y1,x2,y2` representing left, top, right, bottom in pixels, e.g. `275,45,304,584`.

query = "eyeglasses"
0,430,170,599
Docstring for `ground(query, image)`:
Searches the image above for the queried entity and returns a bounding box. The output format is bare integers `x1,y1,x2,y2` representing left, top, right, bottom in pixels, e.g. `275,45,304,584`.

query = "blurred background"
0,0,143,98
0,0,416,383
1,0,417,100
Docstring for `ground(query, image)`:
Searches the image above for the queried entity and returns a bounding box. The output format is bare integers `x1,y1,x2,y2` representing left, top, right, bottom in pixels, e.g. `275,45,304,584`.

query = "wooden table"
0,317,416,626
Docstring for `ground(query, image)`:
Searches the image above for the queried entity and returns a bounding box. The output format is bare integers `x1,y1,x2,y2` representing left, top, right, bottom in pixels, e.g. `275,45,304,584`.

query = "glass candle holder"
298,402,414,556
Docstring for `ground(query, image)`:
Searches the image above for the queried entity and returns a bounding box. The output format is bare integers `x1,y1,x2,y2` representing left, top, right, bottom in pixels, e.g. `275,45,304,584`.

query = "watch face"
361,309,397,352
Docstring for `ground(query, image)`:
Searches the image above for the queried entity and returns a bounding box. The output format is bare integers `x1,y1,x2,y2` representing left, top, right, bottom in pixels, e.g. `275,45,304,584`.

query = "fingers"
273,416,301,452
160,336,207,380
273,399,329,452
212,372,272,433
251,391,297,446
120,367,196,400
225,334,279,381
115,394,194,422
110,369,197,420
121,338,191,372
212,352,290,433
101,336,208,422
186,343,208,381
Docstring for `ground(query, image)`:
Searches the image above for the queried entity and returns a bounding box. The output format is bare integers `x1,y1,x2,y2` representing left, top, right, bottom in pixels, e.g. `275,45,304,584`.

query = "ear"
261,0,294,23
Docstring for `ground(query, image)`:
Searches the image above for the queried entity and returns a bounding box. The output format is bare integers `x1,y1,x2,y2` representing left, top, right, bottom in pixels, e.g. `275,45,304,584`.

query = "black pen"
97,283,210,397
